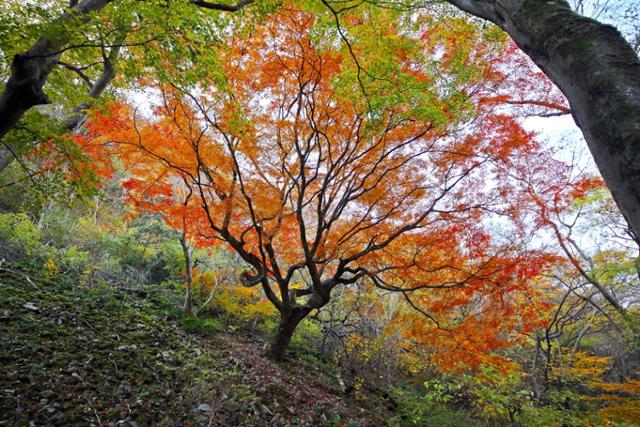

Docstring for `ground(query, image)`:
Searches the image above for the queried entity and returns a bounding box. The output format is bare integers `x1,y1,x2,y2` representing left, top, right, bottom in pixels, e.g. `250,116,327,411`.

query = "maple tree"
503,134,640,329
72,7,576,361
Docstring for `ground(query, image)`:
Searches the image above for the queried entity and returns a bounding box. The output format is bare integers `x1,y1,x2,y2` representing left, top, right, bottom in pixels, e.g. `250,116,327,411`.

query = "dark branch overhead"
191,0,255,12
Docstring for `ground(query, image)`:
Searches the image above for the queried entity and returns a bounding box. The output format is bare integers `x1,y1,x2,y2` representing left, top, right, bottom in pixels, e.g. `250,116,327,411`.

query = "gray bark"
180,233,194,316
0,0,115,170
446,0,640,240
0,34,124,173
0,0,114,138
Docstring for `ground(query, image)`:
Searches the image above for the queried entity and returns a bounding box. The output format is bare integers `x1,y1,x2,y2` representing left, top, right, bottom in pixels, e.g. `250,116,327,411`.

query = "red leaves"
69,7,597,372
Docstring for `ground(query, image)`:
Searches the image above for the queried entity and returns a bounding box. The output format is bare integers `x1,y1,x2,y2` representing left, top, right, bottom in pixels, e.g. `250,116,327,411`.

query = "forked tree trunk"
270,307,312,361
447,0,640,240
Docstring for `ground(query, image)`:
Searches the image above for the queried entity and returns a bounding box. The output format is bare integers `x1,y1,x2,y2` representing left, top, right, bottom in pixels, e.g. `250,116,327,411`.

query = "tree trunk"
180,234,193,316
0,145,18,173
531,338,543,405
447,0,640,241
269,307,311,361
0,0,114,160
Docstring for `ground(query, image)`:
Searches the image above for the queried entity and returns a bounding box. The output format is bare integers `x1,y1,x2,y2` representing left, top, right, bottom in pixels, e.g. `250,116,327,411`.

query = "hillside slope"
0,275,389,426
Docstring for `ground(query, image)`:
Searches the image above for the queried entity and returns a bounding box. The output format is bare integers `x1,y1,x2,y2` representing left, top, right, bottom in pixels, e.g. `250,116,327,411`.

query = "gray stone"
197,403,212,413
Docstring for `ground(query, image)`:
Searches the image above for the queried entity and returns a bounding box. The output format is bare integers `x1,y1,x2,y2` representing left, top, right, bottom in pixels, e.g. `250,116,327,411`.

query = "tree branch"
191,0,255,12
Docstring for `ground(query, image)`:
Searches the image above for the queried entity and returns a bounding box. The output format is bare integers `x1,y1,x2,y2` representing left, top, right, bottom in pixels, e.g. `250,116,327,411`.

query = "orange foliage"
590,379,640,424
73,6,585,366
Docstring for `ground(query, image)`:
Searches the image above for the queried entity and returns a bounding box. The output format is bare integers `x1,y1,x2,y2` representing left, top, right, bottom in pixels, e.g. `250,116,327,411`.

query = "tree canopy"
71,6,592,362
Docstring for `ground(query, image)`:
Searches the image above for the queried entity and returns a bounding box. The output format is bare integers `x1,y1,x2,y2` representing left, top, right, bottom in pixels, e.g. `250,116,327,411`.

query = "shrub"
389,386,479,427
0,213,43,265
180,316,223,336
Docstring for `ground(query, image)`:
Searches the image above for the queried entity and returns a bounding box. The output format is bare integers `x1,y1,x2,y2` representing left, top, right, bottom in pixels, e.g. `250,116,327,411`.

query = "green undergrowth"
0,274,387,426
179,316,224,336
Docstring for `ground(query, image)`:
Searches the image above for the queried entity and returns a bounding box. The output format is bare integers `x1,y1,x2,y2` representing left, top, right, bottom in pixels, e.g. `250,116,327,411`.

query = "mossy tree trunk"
447,0,640,241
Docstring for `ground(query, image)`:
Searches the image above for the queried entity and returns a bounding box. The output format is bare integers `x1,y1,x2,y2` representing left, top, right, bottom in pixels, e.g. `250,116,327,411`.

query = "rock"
39,390,54,399
22,302,39,311
117,383,132,395
197,403,212,413
0,309,11,320
49,412,65,423
39,398,49,405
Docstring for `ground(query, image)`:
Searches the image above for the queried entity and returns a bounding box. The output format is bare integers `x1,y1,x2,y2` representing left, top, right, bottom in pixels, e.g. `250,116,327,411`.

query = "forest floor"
0,275,392,426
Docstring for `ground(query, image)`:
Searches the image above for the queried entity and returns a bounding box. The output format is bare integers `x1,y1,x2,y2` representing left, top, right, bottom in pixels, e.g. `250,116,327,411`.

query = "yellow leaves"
589,379,640,424
345,333,385,365
44,258,59,277
564,352,611,382
193,270,217,290
212,283,276,322
599,399,640,424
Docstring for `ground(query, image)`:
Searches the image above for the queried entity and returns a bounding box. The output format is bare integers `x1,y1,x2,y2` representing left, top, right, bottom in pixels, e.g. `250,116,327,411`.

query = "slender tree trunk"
568,323,590,368
531,338,543,405
447,0,640,240
270,307,311,360
195,276,221,316
180,233,193,316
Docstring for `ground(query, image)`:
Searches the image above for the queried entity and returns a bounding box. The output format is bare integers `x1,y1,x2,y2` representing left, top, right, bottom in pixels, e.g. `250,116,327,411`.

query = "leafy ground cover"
0,274,388,426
